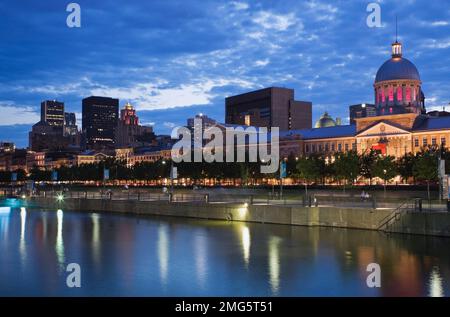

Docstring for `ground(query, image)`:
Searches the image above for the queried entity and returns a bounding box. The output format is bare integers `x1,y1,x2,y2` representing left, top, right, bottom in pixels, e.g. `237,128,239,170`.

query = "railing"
377,199,417,231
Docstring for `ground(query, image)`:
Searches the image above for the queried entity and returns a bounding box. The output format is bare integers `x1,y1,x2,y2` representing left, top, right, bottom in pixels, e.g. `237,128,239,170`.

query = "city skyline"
1,0,450,147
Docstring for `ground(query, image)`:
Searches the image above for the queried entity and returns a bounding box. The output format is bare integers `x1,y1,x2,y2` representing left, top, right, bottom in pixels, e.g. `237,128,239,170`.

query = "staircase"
377,199,417,231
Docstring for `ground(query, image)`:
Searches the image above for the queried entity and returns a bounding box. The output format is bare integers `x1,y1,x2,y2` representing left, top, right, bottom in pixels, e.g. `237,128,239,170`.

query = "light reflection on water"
0,207,449,296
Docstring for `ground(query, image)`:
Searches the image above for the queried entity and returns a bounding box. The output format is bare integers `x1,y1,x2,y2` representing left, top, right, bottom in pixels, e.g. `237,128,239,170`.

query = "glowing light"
56,208,65,267
241,226,251,267
21,194,26,199
268,236,282,295
158,225,169,287
0,207,11,215
429,266,444,297
56,194,64,202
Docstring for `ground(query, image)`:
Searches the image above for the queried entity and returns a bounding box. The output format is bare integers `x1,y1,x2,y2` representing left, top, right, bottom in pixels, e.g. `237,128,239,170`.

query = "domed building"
315,112,336,128
280,36,450,166
374,41,425,115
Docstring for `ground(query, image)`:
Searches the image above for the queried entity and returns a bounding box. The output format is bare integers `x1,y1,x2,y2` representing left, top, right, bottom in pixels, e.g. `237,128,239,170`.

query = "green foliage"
372,155,397,183
332,150,360,186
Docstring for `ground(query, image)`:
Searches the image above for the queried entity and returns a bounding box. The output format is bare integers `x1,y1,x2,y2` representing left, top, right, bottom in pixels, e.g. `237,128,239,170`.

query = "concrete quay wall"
30,197,450,237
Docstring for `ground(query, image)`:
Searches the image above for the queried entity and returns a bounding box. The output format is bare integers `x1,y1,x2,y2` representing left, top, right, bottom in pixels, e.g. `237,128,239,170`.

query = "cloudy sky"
1,0,449,147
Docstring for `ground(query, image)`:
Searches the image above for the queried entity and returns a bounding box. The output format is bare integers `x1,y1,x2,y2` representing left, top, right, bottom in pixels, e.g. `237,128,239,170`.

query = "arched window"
397,86,402,101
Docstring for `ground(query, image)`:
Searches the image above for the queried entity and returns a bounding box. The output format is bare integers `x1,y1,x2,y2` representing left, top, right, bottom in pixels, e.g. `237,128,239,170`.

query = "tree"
359,149,377,185
332,151,360,192
413,150,438,200
397,153,416,184
296,155,322,196
372,155,397,196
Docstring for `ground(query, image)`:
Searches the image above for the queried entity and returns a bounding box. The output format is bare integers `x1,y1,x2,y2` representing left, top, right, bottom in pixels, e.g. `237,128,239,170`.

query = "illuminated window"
389,107,393,113
389,86,394,101
406,87,411,102
381,88,386,102
244,115,251,126
378,90,382,104
352,143,357,150
441,137,446,146
423,137,427,147
412,87,416,101
414,138,419,147
397,86,402,101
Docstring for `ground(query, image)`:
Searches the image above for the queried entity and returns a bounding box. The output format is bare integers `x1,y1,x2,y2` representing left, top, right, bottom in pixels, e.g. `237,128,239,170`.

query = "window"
432,137,437,146
397,86,403,101
331,144,335,151
414,138,419,147
305,144,310,153
311,144,316,152
325,143,329,152
389,86,394,101
441,137,446,146
338,143,342,151
423,137,428,147
352,143,357,150
318,144,323,152
345,143,349,151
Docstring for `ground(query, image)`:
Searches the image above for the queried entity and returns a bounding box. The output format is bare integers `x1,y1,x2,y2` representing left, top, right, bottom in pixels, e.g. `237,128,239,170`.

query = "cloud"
0,102,40,126
89,78,254,111
431,21,449,26
254,59,270,67
230,1,249,11
252,11,299,31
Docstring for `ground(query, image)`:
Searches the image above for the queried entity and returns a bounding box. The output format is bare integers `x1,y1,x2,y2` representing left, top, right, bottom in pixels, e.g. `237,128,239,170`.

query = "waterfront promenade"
10,188,449,238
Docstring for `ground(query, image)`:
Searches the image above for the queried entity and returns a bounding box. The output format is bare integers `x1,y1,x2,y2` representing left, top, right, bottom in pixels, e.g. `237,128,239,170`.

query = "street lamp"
383,169,387,197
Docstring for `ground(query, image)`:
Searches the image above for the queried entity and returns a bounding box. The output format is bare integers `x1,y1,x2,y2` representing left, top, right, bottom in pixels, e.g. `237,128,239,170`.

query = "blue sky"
1,0,449,147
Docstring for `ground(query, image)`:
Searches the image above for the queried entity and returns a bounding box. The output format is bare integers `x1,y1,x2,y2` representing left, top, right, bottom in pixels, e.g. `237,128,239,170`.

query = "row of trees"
296,149,441,198
0,148,444,198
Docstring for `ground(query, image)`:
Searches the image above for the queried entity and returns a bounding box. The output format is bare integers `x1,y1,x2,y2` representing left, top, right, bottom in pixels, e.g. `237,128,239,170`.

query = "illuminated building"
116,102,155,148
41,100,65,131
82,96,119,149
280,39,450,159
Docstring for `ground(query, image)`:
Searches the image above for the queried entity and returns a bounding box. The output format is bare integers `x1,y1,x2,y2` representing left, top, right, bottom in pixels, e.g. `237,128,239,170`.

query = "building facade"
349,103,376,124
225,87,312,131
280,40,450,159
41,100,65,131
115,103,155,148
82,96,119,149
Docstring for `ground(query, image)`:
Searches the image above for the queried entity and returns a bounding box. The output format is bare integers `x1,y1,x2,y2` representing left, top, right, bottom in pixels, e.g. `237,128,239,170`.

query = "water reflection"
19,207,26,264
158,224,169,287
0,209,449,296
268,236,281,295
241,225,251,267
91,213,101,267
55,209,65,268
429,266,444,297
194,232,207,289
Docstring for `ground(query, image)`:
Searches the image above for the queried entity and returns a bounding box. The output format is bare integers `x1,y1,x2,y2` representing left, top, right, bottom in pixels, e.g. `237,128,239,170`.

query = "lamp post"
383,169,387,198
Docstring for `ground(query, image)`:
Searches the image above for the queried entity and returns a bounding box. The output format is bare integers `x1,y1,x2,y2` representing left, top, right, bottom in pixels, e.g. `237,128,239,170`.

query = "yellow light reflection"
19,207,26,263
56,209,65,267
158,225,169,287
241,225,251,267
91,213,100,266
268,236,282,295
194,233,207,288
429,266,444,297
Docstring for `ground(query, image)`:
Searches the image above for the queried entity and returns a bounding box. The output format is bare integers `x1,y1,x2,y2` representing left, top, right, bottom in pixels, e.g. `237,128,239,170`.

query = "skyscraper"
41,100,65,130
64,112,78,136
116,102,155,148
225,87,312,131
82,96,119,148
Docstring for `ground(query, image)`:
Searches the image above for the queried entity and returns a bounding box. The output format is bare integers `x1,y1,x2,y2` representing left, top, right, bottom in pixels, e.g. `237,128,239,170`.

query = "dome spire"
391,16,402,58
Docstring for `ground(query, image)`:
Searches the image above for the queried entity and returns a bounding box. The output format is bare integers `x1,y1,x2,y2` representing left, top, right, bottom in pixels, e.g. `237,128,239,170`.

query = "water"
0,205,449,296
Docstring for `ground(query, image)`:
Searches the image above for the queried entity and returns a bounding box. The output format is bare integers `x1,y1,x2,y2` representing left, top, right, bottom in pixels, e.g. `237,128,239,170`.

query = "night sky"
1,0,449,147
